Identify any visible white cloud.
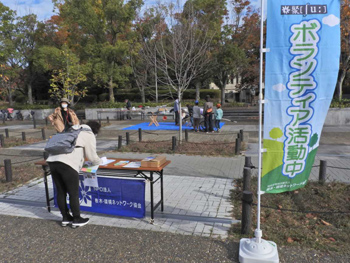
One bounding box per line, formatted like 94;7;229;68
272;83;286;92
322;14;340;27
2;0;55;21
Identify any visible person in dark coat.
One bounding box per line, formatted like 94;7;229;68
125;99;132;119
203;95;214;133
174;97;180;126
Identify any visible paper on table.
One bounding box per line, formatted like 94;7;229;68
81;164;99;173
123;162;141;168
81;162;100;187
99;158;115;166
114;160;130;166
82;172;99;187
142;157;155;161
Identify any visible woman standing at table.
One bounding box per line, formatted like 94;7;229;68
48;98;80;132
46;121;103;228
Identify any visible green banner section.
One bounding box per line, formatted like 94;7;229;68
262;143;318;193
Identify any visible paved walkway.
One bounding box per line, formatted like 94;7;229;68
0;174;235;238
1;121;350;262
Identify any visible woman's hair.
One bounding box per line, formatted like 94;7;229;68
86;121;101;135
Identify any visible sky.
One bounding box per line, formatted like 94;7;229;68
0;0;261;22
1;0;56;21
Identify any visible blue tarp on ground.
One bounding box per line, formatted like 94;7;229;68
122;122;225;131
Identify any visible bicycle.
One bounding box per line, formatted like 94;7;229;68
0;110;5;120
15;110;23;121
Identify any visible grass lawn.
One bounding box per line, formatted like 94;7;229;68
0;164;42;193
117;140;244;156
0;137;42;148
230;177;350;253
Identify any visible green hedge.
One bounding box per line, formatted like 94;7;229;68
14;94;27;104
98;93;109;102
182;89;196;99
80;95;98;103
8;88;221;110
12;104;52;110
115;93;141;101
199;89;220;99
330;99;350;108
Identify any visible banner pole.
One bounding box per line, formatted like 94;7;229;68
255;0;266;244
239;0;278;260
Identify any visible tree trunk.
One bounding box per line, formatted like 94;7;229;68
109;77;115;103
178;89;182;144
141;86;146;104
336;56;350;101
337;55;350;101
7;87;13;106
195;81;201;101
220;72;228;106
27;82;33;104
221;84;226;106
336;70;346;101
68;94;75;106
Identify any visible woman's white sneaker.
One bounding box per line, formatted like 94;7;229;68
72;217;89;228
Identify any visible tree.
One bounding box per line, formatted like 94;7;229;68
0;4;18;105
141;2;214;141
13;14;43;104
212;33;247;105
49;46;89;104
0;63;22;105
230;1;261;93
130;48;149;104
184;0;228;102
335;0;350;100
269;127;283;140
54;0;143;102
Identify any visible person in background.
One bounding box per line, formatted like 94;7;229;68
125;99;132;120
48;98;79;133
203;95;214;133
46;121;103;228
174;97;180;126
215;103;223;132
7;108;14;120
186;103;194;127
192;100;201;132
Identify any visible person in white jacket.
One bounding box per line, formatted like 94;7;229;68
46;121;102;228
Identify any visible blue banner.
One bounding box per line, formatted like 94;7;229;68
54;175;146;218
262;0;340;193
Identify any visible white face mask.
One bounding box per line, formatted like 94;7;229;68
61;103;68;108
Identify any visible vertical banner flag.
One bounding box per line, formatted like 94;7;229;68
262;1;340;193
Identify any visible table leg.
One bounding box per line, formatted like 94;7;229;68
150;171;154;223
42;165;51;212
160;169;164;211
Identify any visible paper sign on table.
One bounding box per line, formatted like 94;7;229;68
114;161;130;166
123;162;141;168
81;164;99;173
82;172;99;187
99;157;115;166
81;162;99;187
